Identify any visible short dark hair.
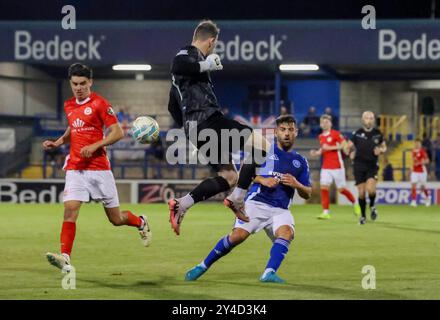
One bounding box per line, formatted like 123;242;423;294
68;63;92;79
193;20;220;41
276;114;297;127
415;138;422;143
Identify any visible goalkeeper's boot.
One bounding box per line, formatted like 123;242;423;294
185;264;207;281
168;199;186;235
260;270;285;284
46;252;73;273
139;215;152;247
370;207;378;221
224;197;249;222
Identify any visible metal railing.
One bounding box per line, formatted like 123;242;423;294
38;144;440;182
40;146;322;180
418;115;440;140
378;114;410;141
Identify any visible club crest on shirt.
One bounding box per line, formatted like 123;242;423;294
292;160;301;168
84;107;92;115
327;137;332;142
107;106;115;115
374;138;379;144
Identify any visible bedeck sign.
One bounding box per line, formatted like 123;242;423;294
14;31;103;61
379;29;440;61
1;20;440;66
0;180;65;203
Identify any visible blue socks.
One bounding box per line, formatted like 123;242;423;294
200;235;291;278
263;238;291;276
202;235;234;269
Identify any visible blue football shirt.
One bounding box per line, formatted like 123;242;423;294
245;143;312;209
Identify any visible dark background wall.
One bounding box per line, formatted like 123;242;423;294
0;0;436;21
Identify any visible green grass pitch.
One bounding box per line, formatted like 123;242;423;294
0;203;439;300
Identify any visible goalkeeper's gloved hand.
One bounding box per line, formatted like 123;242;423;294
199;54;223;72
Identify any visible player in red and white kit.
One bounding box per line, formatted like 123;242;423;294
410;139;431;207
310;115;360;219
43;64;152;272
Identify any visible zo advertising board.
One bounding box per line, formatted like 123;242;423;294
137;180;307;205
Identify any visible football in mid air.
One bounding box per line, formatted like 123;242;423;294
130;116;160;144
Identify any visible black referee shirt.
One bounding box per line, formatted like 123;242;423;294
350;128;384;163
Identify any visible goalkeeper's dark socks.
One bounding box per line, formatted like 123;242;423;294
236;148;267;190
60;221;76;256
203;235;235;268
264;238;291;274
369;193;376;208
188;176;230;205
237;162;257;190
359;197;367;218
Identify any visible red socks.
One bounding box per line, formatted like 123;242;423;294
59;211;142;257
412;187;429;200
340;188;356;204
411;186;417;200
321;189;330;210
321;188;356;210
60;221;76;256
124;211;142;228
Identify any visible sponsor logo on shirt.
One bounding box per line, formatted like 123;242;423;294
269;171;283;180
71;118;95;132
72;118;84;128
107;106;115;116
269;154;279;161
84;107;92;115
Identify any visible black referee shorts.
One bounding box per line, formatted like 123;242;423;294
353;161;379;185
195;112;252;172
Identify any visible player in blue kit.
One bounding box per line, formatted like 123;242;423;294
185;115;312;283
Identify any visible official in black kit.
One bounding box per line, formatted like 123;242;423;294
167;20;268;236
345;111;387;225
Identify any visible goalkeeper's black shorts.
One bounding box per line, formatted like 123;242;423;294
194;112;253;172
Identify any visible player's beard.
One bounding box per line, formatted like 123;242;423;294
279;139;294;151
